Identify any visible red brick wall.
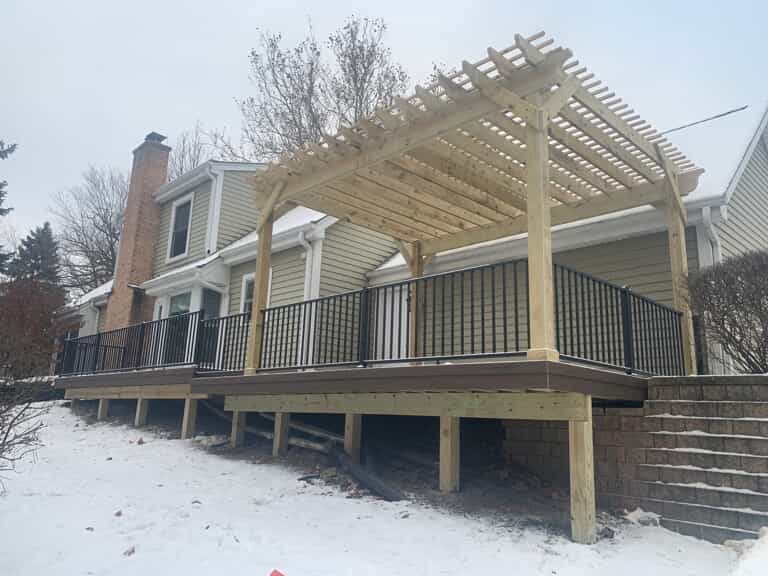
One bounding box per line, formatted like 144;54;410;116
104;134;170;330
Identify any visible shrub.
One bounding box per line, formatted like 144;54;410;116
690;251;768;373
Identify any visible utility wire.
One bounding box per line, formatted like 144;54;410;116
659;105;749;136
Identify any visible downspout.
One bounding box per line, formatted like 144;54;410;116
701;206;723;265
700;205;729;374
298;231;313;300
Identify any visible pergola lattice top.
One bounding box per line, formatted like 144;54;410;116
253;31;702;255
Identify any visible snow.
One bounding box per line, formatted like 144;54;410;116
74;279;113;307
0;404;744;576
730;527;768;576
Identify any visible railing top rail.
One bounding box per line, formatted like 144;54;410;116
554;261;681;315
627;290;682;315
64;310;201;346
369;256;528;289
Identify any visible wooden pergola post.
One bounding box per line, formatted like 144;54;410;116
245;209;275;374
402;241;425;358
657;145;696;375
525;107;559;362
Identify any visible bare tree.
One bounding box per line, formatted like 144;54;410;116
0;384;47;477
690;250;768;373
327;17;409;126
52;167;128;294
168;121;211;181
213;16;409;162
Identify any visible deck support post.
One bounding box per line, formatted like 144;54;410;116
181;398;198;440
525;106;559;362
659;152;696;374
568;397;596;544
70;398;80;413
344;413;362;464
231;410;247;448
134;398;149;427
97;398;110;421
245;205;276;375
439;415;460;492
273;412;290;456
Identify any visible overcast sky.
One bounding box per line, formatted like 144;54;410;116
2;0;767;241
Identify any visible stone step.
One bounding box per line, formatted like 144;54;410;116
636;463;768;493
645;447;768;474
645;415;768;437
660;518;759;544
650;430;768;456
600;492;767;537
636;480;768;512
645;400;768;419
648;379;768;402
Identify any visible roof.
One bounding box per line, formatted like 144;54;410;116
253;31;701;257
154;160;266;203
74;280;113;307
141;206;332;293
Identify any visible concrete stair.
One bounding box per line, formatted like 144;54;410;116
611;377;768;542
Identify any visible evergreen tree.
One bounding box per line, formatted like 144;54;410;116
8;222;61;286
0;139;16;273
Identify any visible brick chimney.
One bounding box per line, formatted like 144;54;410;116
103;132;171;330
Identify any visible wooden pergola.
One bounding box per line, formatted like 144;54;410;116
240;31;703;543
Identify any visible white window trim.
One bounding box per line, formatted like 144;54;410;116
239;268;272;313
166;192;195;264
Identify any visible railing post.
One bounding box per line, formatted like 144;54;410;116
135;323;146;369
193;312;204;366
92;332;102;373
620;287;634;374
358;288;370;366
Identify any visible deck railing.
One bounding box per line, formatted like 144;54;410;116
56;259;685;378
58;312;201;376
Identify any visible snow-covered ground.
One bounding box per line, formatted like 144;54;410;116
0;403;760;575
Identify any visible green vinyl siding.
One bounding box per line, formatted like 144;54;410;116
153;180;211;276
717;135;768;258
228;246;307;315
217;172;261;250
319;221;398;296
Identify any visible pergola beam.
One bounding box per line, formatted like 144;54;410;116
419;171;700;255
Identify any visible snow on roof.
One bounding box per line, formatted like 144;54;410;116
221;206;327;254
74;279;113;307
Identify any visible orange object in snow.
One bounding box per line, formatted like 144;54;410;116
270;571;286;576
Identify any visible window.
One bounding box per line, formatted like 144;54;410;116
201;289;221;320
168;196;192;259
169;292;191;316
240;269;272;314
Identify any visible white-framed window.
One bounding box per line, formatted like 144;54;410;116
169;292;192;316
240;268;272;314
167;193;194;261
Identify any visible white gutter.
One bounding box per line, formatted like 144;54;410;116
298;231;314;300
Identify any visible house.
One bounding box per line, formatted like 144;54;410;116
55;33;768;544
